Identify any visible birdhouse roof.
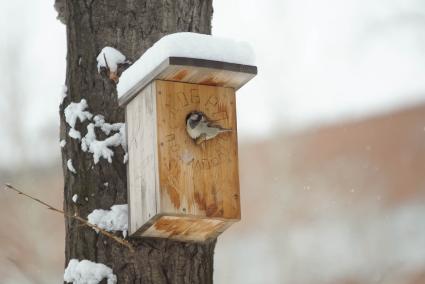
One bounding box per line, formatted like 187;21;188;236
117;33;257;106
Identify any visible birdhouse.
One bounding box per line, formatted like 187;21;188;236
118;34;257;242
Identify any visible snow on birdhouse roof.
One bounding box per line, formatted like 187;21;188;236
117;32;257;106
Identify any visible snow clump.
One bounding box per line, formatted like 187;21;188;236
88;204;128;238
67;159;77;174
96;47;128;73
64;99;93;128
81;118;126;164
63;100;127;164
69;128;81;140
64;259;117;284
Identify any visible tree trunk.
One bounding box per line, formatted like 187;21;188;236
57;0;215;283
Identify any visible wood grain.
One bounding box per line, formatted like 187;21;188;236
155;80;241;221
141;216;228;242
126;79;241;241
126;84;159;235
118;57;257;106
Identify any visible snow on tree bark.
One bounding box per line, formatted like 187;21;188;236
57;0;215;283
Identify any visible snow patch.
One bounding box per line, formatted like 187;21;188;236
87;204;128;237
93;115;124;136
96;47;127;73
64;259;117;284
63;100;127;164
65;99;93;141
81;121;127;164
117;32;255;97
67;159;77;174
60;85;68;105
69;128;81;140
72;194;78;203
60;139;66;148
64;99;93;128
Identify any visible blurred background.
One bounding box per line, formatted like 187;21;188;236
1;0;425;283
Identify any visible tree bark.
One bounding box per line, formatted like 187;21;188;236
57;0;215;283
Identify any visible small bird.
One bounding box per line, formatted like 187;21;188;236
186;111;232;144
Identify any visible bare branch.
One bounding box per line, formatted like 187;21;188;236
103;53;110;71
3;183;135;252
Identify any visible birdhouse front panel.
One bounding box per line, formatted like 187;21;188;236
155;80;240;220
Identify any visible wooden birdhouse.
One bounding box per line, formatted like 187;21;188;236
118;37;257;242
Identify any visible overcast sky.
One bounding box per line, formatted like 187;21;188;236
1;0;425;167
214;0;425;134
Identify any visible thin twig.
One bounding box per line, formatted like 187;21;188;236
4;183;135;252
103;53;110;71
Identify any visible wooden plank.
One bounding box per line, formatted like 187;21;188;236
155;80;241;221
141;216;229;242
157;64;255;91
118;57;257;106
126;83;159;235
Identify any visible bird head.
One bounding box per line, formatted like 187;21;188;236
186;111;204;129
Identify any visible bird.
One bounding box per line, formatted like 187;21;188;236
186;111;232;144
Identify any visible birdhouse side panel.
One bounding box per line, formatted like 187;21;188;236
126;83;160;235
155;80;241;220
